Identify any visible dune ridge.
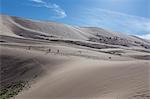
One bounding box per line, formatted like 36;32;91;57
0;14;150;99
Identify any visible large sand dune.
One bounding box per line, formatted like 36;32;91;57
0;14;150;99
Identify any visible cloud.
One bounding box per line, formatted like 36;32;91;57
29;0;67;18
69;8;150;39
138;34;150;40
30;0;44;3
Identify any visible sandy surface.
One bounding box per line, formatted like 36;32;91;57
0;14;150;99
16;59;150;99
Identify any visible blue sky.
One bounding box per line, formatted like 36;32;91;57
1;0;150;39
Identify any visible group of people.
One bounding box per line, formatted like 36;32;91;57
27;46;60;54
46;48;60;54
27;46;112;59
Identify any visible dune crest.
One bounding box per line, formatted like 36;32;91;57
0;14;150;99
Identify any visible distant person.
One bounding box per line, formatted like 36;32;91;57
45;48;51;54
48;48;51;53
57;49;60;54
109;57;111;59
28;46;31;50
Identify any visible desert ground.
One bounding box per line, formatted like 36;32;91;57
0;14;150;99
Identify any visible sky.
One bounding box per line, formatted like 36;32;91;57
1;0;150;39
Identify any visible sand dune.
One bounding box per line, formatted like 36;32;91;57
0;14;150;99
15;60;150;99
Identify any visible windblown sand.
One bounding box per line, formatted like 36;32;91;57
0;14;150;99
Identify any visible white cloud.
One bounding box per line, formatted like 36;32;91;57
29;0;67;18
30;0;44;3
138;34;150;40
71;8;150;39
44;3;67;18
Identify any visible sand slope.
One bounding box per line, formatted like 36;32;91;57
15;60;150;99
0;14;150;99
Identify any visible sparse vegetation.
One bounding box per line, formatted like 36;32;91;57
89;34;133;47
132;90;150;99
0;81;29;99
